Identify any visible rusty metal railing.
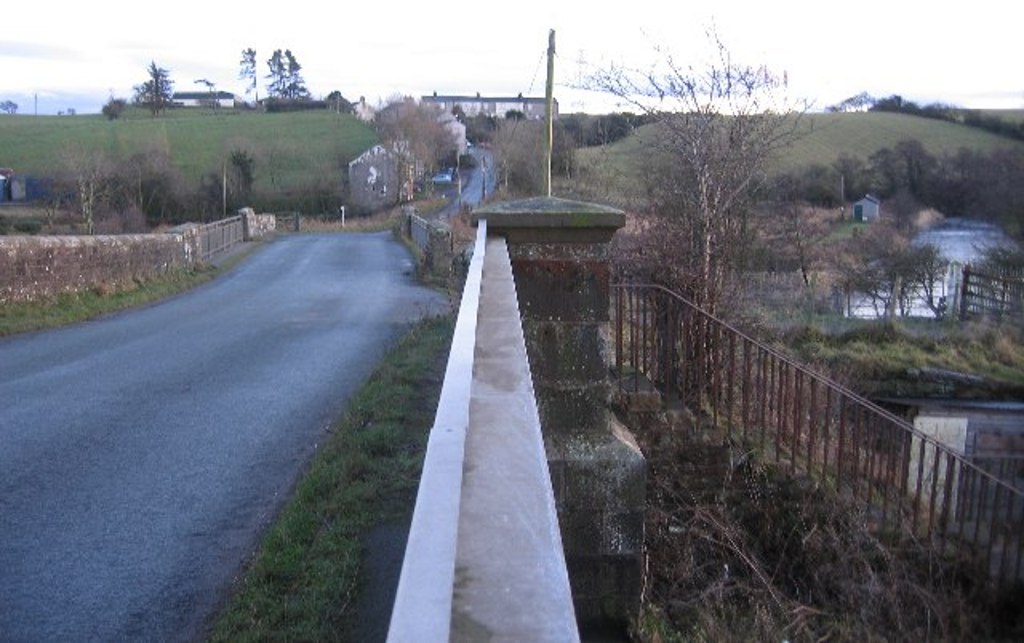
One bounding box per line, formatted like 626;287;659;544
612;283;1024;586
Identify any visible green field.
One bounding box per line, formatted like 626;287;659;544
980;108;1024;123
776;111;1024;172
0;107;377;209
577;110;1024;181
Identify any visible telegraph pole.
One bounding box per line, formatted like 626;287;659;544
222;161;227;217
544;29;555;197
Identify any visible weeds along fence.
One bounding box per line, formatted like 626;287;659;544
196;216;244;263
273;212;302;232
408;211;451;253
612;284;1024;586
405;211;454;281
960;265;1024;323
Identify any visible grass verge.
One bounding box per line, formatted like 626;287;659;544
207;313;454;641
778;318;1024;396
0;263;232;337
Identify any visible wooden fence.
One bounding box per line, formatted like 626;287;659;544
960;265;1024;323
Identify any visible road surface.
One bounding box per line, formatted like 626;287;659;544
436;147;497;221
0;233;446;641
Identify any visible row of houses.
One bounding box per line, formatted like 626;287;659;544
346;92;556;211
169;91;557;123
421;93;556;120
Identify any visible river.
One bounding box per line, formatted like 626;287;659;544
912;217;1018;266
848;217;1019;319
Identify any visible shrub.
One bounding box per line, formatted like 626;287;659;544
12;219;43;234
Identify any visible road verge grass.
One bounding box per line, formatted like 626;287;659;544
0;263;230;337
207;314;453;641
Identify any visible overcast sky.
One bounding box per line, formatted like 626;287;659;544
2;0;1021;115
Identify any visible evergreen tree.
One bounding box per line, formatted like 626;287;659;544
133;61;174;116
265;49;310;101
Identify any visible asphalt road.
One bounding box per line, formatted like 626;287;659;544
436;147;497;221
0;233;446;642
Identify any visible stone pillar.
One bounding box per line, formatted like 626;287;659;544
474;196;646;632
238;207;255;241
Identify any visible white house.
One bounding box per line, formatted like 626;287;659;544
171;91;236;108
353;97;376;122
437;111;467;155
853;194;881;222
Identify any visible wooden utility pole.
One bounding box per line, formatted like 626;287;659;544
222;161;227;217
544;29;556;197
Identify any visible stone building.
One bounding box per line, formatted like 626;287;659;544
347;144;415;212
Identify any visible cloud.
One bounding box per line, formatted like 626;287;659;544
0;41;79;62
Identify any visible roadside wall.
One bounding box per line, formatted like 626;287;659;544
402;209;454;283
239;208;276;240
0;233;192;303
0;210;275;304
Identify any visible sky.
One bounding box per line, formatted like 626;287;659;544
2;0;1021;116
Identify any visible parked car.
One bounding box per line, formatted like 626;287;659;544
431;169;454;185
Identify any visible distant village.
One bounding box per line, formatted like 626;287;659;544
1;91;560;216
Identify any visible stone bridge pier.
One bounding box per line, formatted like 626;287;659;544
475;197;646;633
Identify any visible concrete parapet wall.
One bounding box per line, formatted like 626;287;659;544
452;234;578;640
0;233;191;303
388;222;579;641
474;196;645;631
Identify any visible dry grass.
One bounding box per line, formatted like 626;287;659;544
630;412;1024;642
294;208;402;233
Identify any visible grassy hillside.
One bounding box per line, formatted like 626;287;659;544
980;109;1024;123
776;111;1024;172
0;108;377;206
576;111;1024;181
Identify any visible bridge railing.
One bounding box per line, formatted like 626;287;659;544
388;221;577;641
612;283;1024;586
196;215;244;262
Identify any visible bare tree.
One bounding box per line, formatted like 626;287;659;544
492;118;557;195
60;144;117;234
194;78;218;109
374;97;457;196
239;48;258;104
901;243;949;317
127;145;183;226
588;31;804;314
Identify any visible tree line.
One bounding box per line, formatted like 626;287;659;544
772;138;1024;237
107;49;354;119
40;143;266;234
828;92;1024;142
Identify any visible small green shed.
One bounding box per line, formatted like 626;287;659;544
853;194;881;222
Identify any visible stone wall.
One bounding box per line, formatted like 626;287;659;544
0;233;192;303
239;207;276;240
401;210;455;283
1;209;276;304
